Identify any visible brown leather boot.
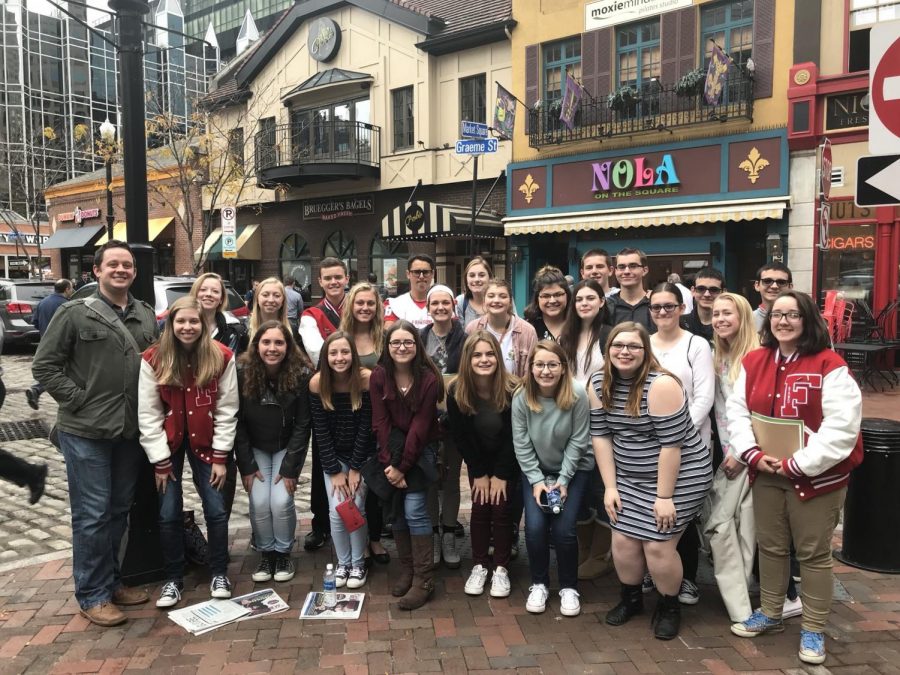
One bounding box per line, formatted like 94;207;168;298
80;602;127;627
112;586;149;606
399;533;435;610
578;522;613;580
391;529;414;597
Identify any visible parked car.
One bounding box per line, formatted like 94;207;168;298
70;276;249;324
0;279;56;346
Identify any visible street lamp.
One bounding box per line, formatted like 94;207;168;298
99;118;116;241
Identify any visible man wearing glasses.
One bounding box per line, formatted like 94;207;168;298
752;263;793;332
605;248;654;331
683;267;725;341
384;254;436;331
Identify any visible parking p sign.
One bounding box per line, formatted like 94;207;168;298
222;206;237;258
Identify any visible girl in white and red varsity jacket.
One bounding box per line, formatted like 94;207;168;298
726;290;862;666
138;297;239;610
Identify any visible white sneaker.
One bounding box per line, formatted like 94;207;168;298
678;579;700;605
334;564;349;588
782;595;803;619
432;533;442;566
156;581;182;608
526;583;549;614
346;566;368;589
465;565;489;596
441;532;461;569
559;588;581;617
490;566;511;598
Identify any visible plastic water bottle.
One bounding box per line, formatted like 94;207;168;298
323;563;337;608
545;476;563;514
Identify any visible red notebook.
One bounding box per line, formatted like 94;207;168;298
335;499;366;533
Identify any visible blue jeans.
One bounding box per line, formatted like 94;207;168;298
159;450;229;579
390;444;436;536
59;430;144;610
248;448;297;554
324;462;369;567
522;469;592;590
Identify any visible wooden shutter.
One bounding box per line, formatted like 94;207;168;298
595;28;612;97
663;8;698;86
661;12;678;87
525;44;539;134
752;0;775;98
676;8;697;80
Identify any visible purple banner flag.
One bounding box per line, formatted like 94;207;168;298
493;84;517;140
559;74;583;131
704;43;731;105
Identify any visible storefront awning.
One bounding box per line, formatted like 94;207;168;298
381;201;504;241
94;217;175;246
194;225;261;262
42;224;105;250
503;198;790;236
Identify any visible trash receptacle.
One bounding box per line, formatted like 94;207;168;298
835;418;900;574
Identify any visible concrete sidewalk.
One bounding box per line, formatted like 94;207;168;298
1;520;898;675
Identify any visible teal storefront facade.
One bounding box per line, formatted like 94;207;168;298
504;129;791;308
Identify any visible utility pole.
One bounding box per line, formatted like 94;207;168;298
469;155;478;258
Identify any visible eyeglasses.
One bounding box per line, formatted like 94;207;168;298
409;269;433;277
609;342;645;352
388;339;416;349
649;303;680;314
694;285;722;296
615;263;644;272
532;361;562;372
770;310;802;321
759;277;790;288
538;291;566;301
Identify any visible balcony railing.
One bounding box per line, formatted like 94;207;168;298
255;120;381;185
528;70;754;149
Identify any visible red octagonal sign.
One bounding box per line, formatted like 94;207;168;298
870;21;900;153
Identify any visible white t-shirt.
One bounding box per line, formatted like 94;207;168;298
486;323;517;375
384;293;432;331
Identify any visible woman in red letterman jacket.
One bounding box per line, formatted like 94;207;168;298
138;297;239;609
726;290;862;666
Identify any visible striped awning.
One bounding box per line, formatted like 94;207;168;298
95;217;174;246
503;198;790;236
381;201;504;241
193;224;261;262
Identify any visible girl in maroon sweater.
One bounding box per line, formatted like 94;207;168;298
369;319;444;610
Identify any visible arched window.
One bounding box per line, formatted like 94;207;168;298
370;235;409;297
323;230;357;285
280;233;312;292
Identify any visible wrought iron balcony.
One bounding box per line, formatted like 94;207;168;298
255;120;381;187
527;70;754;149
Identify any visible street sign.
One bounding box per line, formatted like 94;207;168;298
460;120;489;139
819;139;832;200
221;205;237;258
818;202;830;251
855;154;900;207
869;20;900;154
455;138;498;155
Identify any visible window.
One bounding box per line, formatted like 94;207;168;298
227;127;244;174
323;231;357;285
370;236;409;297
543;37;581;105
289;97;369;162
460;74;486;124
391;86;414;151
616;20;660;116
701;1;754;72
279;233;311;291
848;0;900;71
257;116;277;167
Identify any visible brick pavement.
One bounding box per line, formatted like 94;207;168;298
2;347;899;673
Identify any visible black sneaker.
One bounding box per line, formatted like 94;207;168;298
273;554;295;582
156;581;183;608
25;387;40;411
303;530;330;551
252;553;275;582
210;575;232;599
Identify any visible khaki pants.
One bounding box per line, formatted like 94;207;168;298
752;472;845;633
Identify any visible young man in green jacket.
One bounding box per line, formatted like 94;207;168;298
33;240;158;627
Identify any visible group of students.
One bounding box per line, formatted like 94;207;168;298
125;245;859;667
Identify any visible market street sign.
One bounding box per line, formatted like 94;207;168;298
455;138;498;155
460;120;489;139
856;154;900;207
869;20;900;154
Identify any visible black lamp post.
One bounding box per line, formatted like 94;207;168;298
99;118;116;242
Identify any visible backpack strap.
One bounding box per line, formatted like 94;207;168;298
85;297;142;355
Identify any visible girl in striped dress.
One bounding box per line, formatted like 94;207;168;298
588;322;711;640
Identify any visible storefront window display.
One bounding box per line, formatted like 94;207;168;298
323;230;357;284
370;235;408;298
280;232;312;292
820;223;876;305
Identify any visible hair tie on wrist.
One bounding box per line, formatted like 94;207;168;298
657;494;672;499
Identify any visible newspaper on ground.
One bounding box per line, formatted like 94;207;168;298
299;591;365;620
168;598;250;635
233;588;290;622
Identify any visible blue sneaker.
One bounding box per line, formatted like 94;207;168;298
730;609;784;638
798;629;826;664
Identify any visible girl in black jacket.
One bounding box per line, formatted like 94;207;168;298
446;331;518;599
235;321;312;583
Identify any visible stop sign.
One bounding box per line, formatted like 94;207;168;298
870;20;900;154
820;139;832;200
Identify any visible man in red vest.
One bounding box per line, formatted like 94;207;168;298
298;256;349;550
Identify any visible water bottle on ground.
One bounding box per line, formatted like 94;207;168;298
545;476;563;514
323;563;337;608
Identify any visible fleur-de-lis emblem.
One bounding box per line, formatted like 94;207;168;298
518;173;541;204
739;147;770;184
